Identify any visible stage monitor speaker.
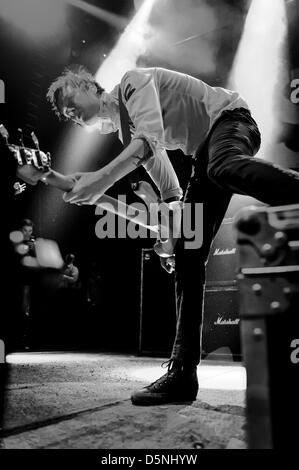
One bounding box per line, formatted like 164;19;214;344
202;285;241;361
139;248;176;355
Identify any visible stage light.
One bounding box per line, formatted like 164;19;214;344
41;0;158;236
16;244;29;256
96;0;157;91
0;0;66;40
9;231;24;244
66;0;127;30
134;0;146;10
45;0;157;220
22;256;39;268
59;0;157;164
229;0;288;159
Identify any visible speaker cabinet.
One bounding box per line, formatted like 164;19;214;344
139;249;242;361
202;285;241;361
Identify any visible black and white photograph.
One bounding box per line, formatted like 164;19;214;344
0;0;299;458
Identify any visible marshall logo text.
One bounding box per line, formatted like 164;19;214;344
213;248;236;256
214;316;240;326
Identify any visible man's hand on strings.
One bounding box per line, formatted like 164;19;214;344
160;256;175;274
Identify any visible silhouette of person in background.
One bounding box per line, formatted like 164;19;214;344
59;254;79;289
19;218;36;350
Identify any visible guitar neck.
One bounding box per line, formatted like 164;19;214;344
42;169;160;234
42;169;75;192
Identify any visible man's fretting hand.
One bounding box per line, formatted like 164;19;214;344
16;164;44;185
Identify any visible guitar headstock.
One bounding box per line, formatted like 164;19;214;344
0;125;52;192
0;124;51;169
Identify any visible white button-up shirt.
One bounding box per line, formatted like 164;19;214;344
109;67;248;201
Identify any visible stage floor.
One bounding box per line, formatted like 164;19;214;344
1;352;247;449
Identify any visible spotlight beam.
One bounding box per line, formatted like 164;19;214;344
171;25;231;47
66;0;128;30
43;0;157;235
96;0;157;90
228;0;288;158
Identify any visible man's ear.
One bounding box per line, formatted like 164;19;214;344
65;84;75;97
63;85;77;106
57;85;74;113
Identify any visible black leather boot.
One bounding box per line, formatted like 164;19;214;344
131;360;198;406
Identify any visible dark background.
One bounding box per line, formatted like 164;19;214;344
1;0;298;354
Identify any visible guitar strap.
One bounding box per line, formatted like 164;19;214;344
118;87;143;189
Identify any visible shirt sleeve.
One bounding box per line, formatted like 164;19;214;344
120;69;183;201
142;148;183;201
120;69;165;155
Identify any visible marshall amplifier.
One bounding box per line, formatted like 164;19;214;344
235;204;299;449
202;285;241;361
206;218;238;286
139;248;176;355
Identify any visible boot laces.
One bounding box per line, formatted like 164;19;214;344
146;360;180;391
161;359;174;371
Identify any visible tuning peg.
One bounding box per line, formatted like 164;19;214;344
0;124;9;143
31;131;40;150
46;151;52;167
16;129;28;165
31;132;43;167
18;128;25;147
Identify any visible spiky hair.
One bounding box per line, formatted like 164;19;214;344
46;65;104;119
